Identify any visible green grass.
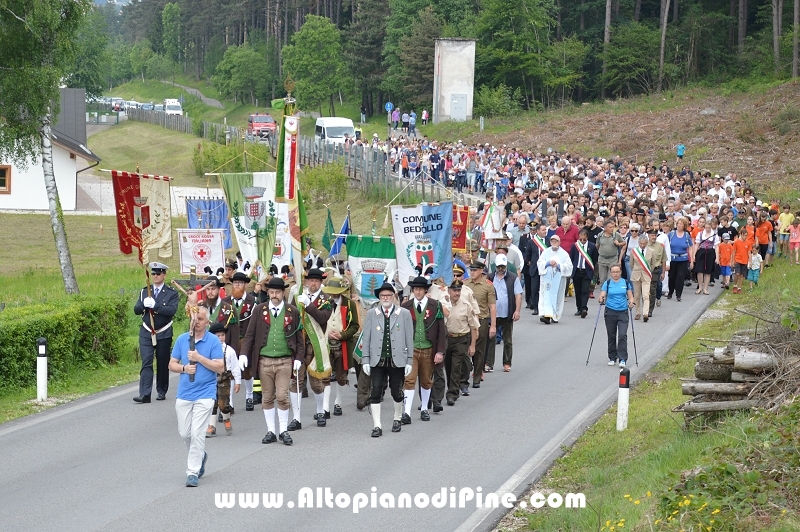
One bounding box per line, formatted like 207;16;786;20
87;121;206;186
511;257;800;531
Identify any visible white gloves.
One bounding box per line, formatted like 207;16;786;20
297;294;311;307
362;364;371;376
404;364;413;377
293;360;302;372
238;355;248;371
143;297;155;308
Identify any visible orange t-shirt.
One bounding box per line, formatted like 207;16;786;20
690;226;702;240
732;239;750;265
755;221;773;245
717;242;734;267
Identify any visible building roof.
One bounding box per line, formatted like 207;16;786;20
50;131;100;163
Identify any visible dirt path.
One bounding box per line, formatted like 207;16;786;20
160;80;224;109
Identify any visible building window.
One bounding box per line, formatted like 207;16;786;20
0;166;9;194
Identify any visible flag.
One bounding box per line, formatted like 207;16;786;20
177;229;226;274
111;170;172;264
391;202;453;286
346;235;397;302
219;172;283;277
330;213;350;257
276;114;303;282
186;197;233;249
321;208;335;252
452;204;469;253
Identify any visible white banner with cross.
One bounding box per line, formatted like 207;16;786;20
177;228;226;274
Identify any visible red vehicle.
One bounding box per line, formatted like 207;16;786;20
247;113;277;139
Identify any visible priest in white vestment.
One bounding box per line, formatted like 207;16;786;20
536;234;574;324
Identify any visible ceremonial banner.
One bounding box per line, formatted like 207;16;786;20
177;229;226;274
390;202;453;286
111;170;173;263
276;115;304;283
346;235;397;303
220;172;285;277
186;197;233;249
479;201;505;250
452;204;469;253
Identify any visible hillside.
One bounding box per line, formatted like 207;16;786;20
441;81;800;200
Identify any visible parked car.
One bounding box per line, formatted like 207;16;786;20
141;103;154;111
154;104;164;112
124;101;140;111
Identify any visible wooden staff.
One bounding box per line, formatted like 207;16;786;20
144;264;157;347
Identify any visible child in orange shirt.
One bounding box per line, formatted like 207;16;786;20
731;229;751;294
717;233;734;289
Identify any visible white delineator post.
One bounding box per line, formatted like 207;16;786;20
37;337;48;401
616;367;630;431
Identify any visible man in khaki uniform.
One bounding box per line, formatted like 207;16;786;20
646;229;667;319
464;261;496;387
444;280;479;405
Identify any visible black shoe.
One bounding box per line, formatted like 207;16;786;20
218;412;223;423
433;403;443;413
245;399;254;411
446;398;455;406
156;393;166;401
333;405;342;416
315;413;326;427
392;420;402;432
544;317;551;324
473;382;480;388
324;410;330;419
262;431;277;444
581;310;587;318
401;413;411;425
461;388;470;396
133;395;151;403
279;431;293;445
420;410;430;421
574;310;582;316
676;297;682;302
229;406;234;415
288;419;302;431
539;316;546;323
302;390;308;398
372;427;383;437
532;309;539;315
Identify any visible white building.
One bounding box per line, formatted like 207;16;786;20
432;38;476;124
0;88;100;211
0;132;100;211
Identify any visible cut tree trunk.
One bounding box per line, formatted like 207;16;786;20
602;0;612;98
682;382;754;395
695;361;733;381
40;109;80;295
731;371;761;382
794;0;799;77
682;399;759;412
739;0;748;55
774;0;782;72
712;347;734;364
658;0;671;92
734;349;776;372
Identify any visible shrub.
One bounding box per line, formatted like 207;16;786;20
473;84;523;118
0;296;128;389
300;161;348;206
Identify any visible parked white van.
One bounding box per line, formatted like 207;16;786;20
163;98;183;116
314;117;355;147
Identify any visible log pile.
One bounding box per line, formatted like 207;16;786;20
675;342;800;415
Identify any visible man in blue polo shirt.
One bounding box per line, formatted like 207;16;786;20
169;306;224;487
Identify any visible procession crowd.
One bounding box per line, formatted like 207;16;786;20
134;141;799;487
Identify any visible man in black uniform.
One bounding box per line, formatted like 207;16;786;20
133;262;179;403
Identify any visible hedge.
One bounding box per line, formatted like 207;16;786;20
0;295;128;389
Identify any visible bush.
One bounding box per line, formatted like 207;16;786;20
473;84;523;118
0;296;128;389
192;141;274;177
300;161;348;206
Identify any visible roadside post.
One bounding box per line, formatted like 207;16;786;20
616;367;630;431
37;337;48;401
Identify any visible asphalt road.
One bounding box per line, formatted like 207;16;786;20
0;286;718;532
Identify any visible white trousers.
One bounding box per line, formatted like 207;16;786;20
175;398;214;476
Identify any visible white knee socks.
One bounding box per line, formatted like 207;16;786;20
322;385;331;412
394;401;403;421
403;389;415;415
314;392;324;414
277;408;289;433
371;403;381;429
420;388;431;412
263;408;275;433
334;383;344;406
245;378;253;399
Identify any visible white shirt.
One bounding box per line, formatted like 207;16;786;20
269;302;285;316
412;296;428;313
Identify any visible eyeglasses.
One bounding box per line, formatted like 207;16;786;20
453;274;463;278
378;293;394;299
631;229;639;232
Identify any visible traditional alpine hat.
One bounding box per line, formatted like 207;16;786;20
231;271;249;283
209;322;228;335
407;276;431;288
265;277;287;290
206;275;225;287
322;278;349;295
306;268;325;280
374;282;395;299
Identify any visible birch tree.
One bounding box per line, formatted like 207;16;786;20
0;0;91;294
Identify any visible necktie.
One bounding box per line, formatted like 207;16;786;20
417;303;422;314
273;308;278;317
153;287;159;299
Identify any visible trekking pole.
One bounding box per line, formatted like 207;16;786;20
629;308;639;367
585;303;604;366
